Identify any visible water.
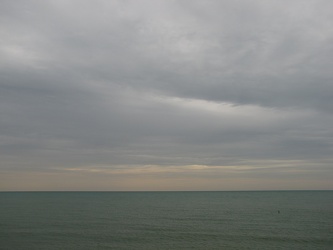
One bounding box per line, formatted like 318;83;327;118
1;191;332;249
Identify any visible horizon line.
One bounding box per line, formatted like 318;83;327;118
1;189;332;193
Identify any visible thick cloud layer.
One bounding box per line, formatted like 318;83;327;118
1;0;332;190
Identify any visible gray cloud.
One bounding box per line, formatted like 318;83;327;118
1;0;332;190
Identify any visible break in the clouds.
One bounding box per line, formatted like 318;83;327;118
1;0;332;190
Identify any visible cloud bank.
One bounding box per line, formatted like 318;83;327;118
1;0;332;190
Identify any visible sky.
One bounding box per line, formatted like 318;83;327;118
1;0;333;191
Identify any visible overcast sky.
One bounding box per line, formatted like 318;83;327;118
1;0;332;191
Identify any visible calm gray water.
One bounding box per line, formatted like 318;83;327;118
1;191;332;249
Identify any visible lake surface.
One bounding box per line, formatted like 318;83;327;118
1;191;332;249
